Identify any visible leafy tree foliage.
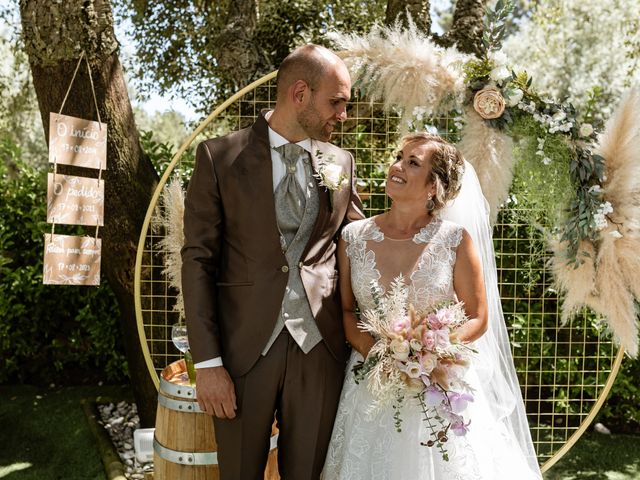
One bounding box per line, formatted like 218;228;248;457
0;3;46;167
503;0;640;123
115;0;387;113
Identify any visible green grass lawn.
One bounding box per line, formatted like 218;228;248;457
543;432;640;480
0;385;638;479
0;384;131;480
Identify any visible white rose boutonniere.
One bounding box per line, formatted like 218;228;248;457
315;150;348;210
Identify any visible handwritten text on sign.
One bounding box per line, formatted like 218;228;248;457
48;113;107;170
43;234;101;286
47;174;104;226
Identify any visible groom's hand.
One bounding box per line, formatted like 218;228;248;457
195;366;237;419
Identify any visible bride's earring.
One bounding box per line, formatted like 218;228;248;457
426;194;435;211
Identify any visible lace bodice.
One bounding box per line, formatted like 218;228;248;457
342;216;464;315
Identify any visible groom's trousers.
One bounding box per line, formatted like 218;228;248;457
213;329;346;480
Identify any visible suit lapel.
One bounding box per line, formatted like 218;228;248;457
239;115;282;244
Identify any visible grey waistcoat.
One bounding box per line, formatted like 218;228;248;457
262;157;323;354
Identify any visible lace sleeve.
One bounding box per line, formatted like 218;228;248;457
429;220;464;249
341;218;370;245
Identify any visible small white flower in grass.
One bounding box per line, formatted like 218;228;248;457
580;123;594;137
543;157;552;165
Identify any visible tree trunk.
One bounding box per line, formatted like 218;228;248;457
443;0;488;56
20;0;158;426
385;0;431;34
214;0;261;90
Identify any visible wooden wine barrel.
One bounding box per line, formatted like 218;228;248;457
153;359;280;480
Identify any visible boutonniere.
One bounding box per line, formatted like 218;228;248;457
315;150;348;212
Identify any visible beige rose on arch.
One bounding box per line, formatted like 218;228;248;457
473;87;506;119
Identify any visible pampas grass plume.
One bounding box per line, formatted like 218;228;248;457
156;178;186;319
592;232;638;357
330;20;468;128
457;108;514;224
550;239;596;322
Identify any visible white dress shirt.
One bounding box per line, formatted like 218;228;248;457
194;124;313;369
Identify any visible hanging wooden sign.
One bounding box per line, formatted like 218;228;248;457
43;234;101;286
47;173;104;226
48;113;107;170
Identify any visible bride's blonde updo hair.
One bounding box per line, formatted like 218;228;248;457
399;132;465;213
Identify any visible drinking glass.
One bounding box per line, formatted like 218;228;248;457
171;323;190;353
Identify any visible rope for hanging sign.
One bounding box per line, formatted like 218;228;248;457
51;51;106;240
57;51;85;117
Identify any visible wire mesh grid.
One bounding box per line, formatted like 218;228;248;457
135;74;620;469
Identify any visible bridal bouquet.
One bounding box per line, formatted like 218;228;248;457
353;277;476;461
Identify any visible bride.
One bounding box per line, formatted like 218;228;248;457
322;133;542;479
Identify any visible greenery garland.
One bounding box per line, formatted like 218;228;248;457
464;0;607;266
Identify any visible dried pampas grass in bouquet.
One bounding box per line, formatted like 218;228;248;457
328;19;468;130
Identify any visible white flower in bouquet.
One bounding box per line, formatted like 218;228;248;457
409;338;423;352
390;338;411;361
404;361;423;379
419;352;438;374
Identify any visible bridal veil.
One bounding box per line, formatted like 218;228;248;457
440;161;542;476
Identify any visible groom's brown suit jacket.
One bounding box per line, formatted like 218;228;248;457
181;113;364;378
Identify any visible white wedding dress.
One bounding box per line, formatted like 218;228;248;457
321;215;542;480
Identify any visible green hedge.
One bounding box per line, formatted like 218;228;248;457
0;138;127;385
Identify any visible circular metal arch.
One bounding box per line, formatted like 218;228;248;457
133;70;624;473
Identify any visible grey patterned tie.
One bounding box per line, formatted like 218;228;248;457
274;143;307;245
